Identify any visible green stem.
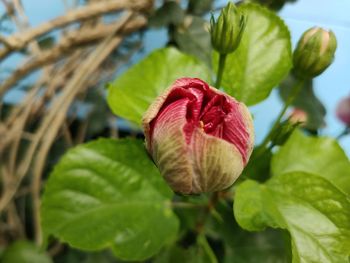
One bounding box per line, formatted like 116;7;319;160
256;78;305;155
197;234;218;263
215;54;227;88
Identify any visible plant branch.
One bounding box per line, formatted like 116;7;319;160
30;13;133;245
0;0;151;60
0;16;146;98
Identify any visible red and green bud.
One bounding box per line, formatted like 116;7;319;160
293;27;337;78
336;96;350;126
142;78;254;194
210;2;246;54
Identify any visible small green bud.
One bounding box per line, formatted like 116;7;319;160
210;2;246;54
293;27;337;78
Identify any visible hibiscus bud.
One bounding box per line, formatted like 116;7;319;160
336;96;350;126
142;78;254;194
210;2;246;54
288;108;308;125
293;27;337;78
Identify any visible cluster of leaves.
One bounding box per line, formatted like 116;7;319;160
3;2;349;263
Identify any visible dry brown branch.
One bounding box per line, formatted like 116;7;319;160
0;11;132;218
0;0;152;60
0;0;151;246
32;35;124;245
0;16;146;98
31;12;133;245
0;52;83;151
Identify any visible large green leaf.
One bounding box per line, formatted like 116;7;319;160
1;241;52;263
107;47;211;125
41;138;179;261
215;3;292;105
234;172;350;263
272;130;350;195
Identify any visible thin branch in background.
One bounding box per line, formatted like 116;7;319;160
0;0;151;248
0;0;151;60
30;11;134;245
0;16;146;98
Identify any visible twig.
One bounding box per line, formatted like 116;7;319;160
0;0;151;60
0;16;146;98
0;10;132;225
30;12;133;245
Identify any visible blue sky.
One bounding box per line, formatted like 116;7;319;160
1;0;350;154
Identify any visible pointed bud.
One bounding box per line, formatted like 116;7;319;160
293;27;337;78
210;2;246;54
142;78;254;194
336;96;350;126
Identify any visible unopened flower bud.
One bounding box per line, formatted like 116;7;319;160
142;78;254;194
336;96;350;126
288;108;308;125
210;2;246;54
293;27;337;78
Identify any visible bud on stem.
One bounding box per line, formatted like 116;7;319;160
142;78;254;194
210;2;246;55
293;27;337;78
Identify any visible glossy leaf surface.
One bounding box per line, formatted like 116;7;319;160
215;3;292;105
41;139;179;261
234;172;350;263
107;48;211;125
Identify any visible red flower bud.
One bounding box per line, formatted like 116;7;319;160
336;96;350;126
142;78;254;194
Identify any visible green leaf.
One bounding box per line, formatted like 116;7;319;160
279;74;326;130
1;241;52;263
41;138;179;261
234;172;350;263
215;3;292;105
107;47;211;125
173;16;211;66
272;130;350;195
207;201;290;263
